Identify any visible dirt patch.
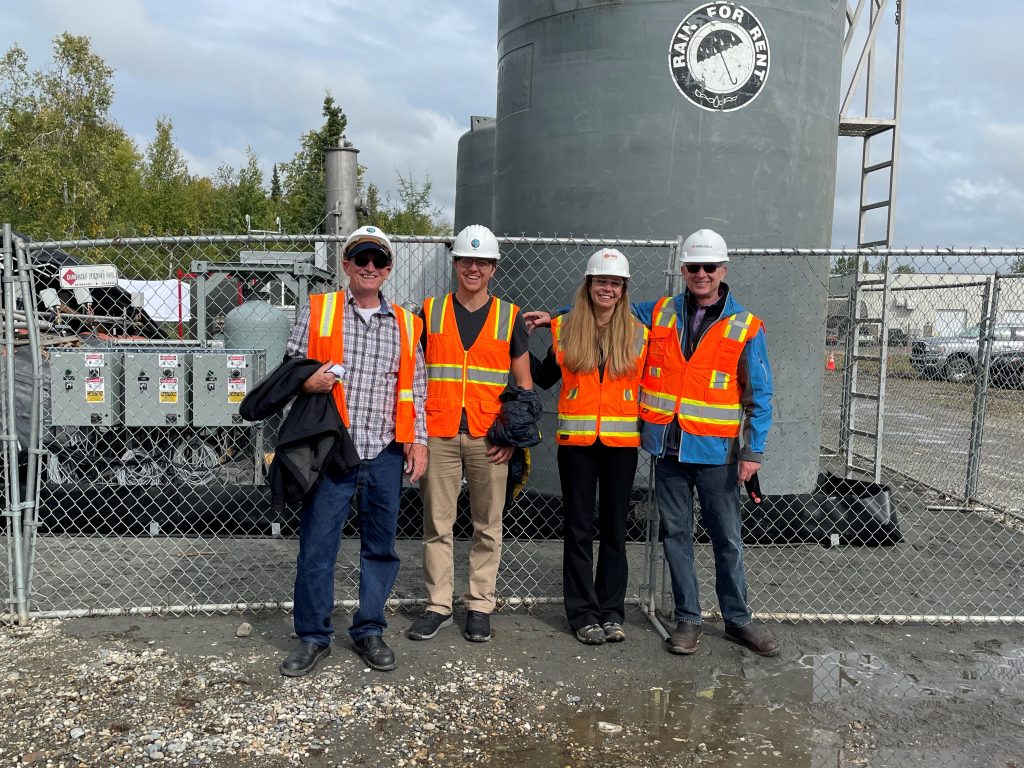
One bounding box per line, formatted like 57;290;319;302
3;609;1024;766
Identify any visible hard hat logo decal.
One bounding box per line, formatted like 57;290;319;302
471;239;480;248
367;227;377;233
667;3;770;113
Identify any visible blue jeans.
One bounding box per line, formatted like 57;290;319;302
655;458;752;627
293;442;404;645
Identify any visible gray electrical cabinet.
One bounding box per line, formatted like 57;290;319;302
191;351;262;427
49;349;123;427
124;350;189;427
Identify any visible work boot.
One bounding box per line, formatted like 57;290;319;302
667;622;702;655
280;641;331;677
724;622;780;657
408;611;453;641
353;635;397;671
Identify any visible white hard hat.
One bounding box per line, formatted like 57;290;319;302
584;248;631;278
452;225;500;260
680;229;729;264
343;225;394;260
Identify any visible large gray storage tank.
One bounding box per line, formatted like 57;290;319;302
454;116;497;232
483;0;845;495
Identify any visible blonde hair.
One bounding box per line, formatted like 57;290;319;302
559;278;641;380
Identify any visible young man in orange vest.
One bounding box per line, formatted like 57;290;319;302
408;225;533;643
634;229;779;657
279;226;427;677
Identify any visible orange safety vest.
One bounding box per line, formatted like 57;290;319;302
422;294;519;438
307;290;422;444
638;296;762;438
551;314;649;447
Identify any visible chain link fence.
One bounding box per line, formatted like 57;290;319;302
1;230;1022;625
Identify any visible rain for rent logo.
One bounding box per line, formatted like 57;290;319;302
668;3;771;112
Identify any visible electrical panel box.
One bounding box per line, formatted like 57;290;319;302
49;349;123;427
191;351;262;427
124;350;189;427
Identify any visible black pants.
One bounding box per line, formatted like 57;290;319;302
557;442;639;631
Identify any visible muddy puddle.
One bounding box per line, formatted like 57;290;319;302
551;646;1024;767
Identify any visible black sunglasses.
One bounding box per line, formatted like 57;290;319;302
349;253;391;269
685;264;721;274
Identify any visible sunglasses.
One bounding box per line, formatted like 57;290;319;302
349;253;391;269
685;264;721;274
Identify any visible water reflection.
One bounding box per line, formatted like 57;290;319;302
559;646;1024;767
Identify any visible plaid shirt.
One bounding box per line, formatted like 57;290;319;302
286;293;427;460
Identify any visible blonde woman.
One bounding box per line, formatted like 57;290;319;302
529;249;649;645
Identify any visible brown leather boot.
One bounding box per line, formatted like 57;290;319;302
724;622;780;657
667;622;702;655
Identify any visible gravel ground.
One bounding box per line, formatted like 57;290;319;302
3;608;1024;767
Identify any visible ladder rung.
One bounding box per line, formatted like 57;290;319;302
864;160;893;173
855;317;884;324
851;391;880;401
851;353;881;362
849;428;878;439
860;200;890;212
859;239;889;248
846;463;878;476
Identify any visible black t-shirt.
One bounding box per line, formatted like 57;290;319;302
420;295;529;433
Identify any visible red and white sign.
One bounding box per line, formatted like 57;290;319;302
59;264;119;289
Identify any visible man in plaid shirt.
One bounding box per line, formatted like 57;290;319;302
279;226;427;677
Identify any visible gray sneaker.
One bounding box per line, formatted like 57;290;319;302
575;624;606;645
408;611;453;640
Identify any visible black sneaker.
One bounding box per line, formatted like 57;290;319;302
408;611;453;640
464;610;492;642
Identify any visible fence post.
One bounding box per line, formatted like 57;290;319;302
2;224;29;624
965;274;999;503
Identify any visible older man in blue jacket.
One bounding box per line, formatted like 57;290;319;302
633;229;778;657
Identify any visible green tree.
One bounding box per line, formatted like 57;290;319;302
363;173;450;235
140;116;193;234
270;164;282;202
280;93;347;232
831;255;870;275
893;264;917;274
0;34;142;237
1011;255;1024;274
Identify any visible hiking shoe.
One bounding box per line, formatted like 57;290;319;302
408;611;453;641
724;622;780;657
602;622;626;642
464;610;492;642
667;622;702;655
575;624;606;645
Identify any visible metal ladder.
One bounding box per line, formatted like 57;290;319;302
837;0;906;483
840;254;891;483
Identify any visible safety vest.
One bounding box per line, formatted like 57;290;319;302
638;296;762;438
422;294;518;438
306;291;422;444
551;314;649;447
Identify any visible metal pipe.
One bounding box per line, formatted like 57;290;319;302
2;224;28;624
15;239;44;608
965;274;999;501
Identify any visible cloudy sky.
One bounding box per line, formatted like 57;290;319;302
5;0;1023;247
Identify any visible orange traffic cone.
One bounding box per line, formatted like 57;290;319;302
826;352;837;372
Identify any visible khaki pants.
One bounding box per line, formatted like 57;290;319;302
420;434;508;614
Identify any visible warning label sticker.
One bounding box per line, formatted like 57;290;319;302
228;377;247;404
159;377;179;404
227;354;248;369
85;377;105;403
84;353;105;368
158;353;180;369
